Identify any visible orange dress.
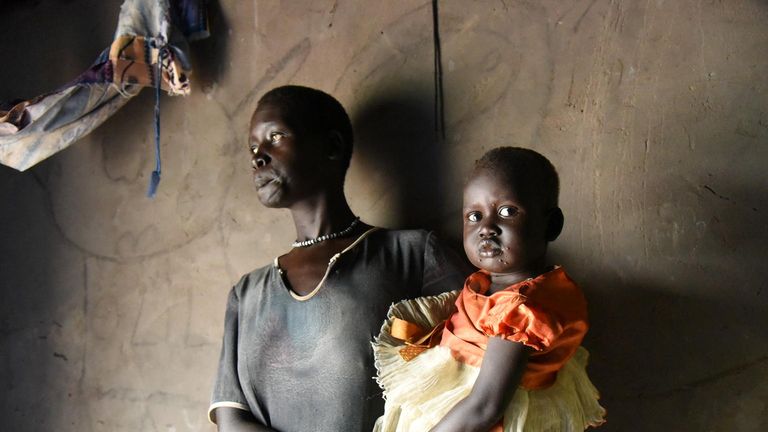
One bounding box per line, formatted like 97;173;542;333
441;267;589;389
373;267;606;432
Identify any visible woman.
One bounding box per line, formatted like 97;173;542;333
208;85;466;431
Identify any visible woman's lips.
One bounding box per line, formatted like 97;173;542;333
254;175;280;189
254;176;283;202
478;239;502;258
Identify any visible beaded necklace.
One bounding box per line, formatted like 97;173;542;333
291;217;361;248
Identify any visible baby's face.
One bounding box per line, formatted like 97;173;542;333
462;169;550;276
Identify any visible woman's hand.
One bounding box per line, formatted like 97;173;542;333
429;337;529;432
215;407;279;432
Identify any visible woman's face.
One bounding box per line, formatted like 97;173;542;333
248;103;328;208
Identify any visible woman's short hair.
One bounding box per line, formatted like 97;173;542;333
257;85;354;173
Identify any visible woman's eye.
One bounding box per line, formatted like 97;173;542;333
498;206;518;217
466;212;481;222
269;132;283;143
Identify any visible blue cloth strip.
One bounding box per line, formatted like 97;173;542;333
147;51;162;198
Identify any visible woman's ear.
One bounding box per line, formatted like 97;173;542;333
326;130;345;161
545;207;564;241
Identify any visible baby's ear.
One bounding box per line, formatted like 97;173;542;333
545;208;564;241
326;130;346;161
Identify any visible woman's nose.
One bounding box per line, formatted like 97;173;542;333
252;150;271;169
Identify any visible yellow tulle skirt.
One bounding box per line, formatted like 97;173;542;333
372;291;606;432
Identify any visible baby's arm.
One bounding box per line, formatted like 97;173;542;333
215;407;279;432
429;337;529;432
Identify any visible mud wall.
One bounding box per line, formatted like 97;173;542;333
1;1;766;430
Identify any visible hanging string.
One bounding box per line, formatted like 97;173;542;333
432;0;446;142
147;47;162;198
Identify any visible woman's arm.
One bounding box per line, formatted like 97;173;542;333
215;407;278;432
429;337;529;432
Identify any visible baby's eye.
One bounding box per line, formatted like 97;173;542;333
466;211;482;222
498;206;518;217
269;132;283;143
250;145;259;155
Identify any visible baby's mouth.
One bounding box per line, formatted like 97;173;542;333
478;239;502;258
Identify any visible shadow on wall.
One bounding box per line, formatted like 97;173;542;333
352;88;456;239
550;130;768;430
188;0;228;89
0;0;119;101
559;264;768;432
0;163;79;430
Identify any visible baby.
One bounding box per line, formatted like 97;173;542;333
373;147;606;431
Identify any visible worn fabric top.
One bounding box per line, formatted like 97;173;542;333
209;228;467;431
440;266;589;389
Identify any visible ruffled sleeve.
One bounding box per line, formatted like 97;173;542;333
477;293;564;351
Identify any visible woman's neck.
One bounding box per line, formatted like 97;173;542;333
289;190;357;241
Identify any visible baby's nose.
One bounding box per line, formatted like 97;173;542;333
479;223;500;237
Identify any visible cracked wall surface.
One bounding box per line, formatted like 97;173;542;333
1;1;767;431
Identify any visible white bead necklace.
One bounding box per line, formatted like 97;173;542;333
291;217;361;248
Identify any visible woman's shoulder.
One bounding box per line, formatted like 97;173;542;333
367;227;459;252
231;262;278;297
368;227;432;242
362;227;434;252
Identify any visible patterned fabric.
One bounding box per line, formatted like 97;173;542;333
173;0;210;40
109;35;190;95
0;0;207;171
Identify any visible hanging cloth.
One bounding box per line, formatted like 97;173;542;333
0;0;208;173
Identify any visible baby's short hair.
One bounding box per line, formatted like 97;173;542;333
474;147;560;209
257;85;354;172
